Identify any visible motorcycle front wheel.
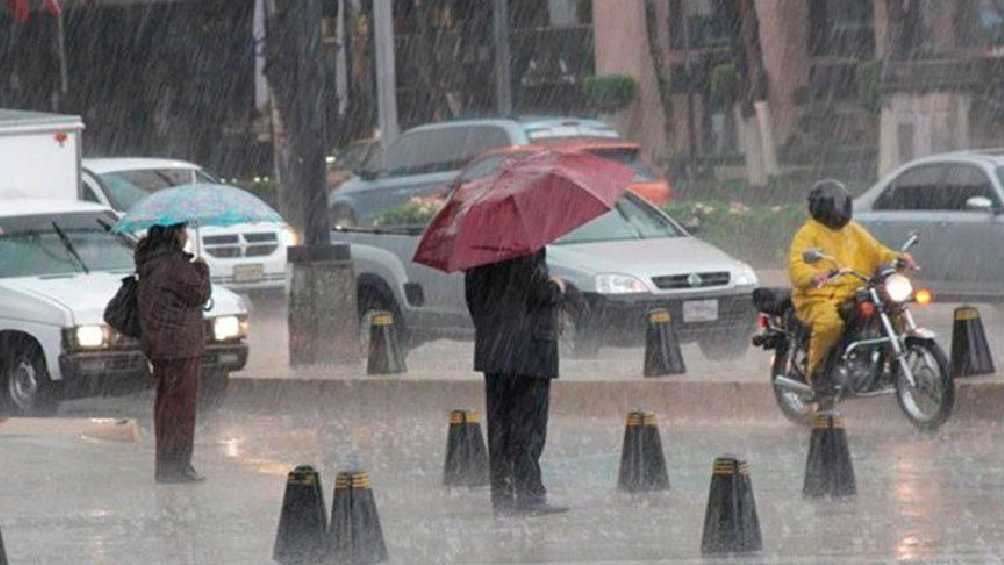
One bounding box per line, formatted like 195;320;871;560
895;340;954;431
771;343;816;426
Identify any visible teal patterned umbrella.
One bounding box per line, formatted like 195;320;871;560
113;183;283;233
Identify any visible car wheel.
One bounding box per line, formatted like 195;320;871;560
698;331;751;360
199;370;230;410
332;207;357;228
358;288;409;359
1;336;58;416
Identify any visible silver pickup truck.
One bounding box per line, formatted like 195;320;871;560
332;193;759;359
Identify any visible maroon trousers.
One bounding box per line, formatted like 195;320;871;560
152;357;200;479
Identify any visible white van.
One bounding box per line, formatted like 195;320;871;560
81;158;293;294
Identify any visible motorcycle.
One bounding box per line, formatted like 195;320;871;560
752;233;954;430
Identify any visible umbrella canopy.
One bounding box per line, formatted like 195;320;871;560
113;183;283;233
412;149;634;273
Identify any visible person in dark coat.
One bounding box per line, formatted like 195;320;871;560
135;223;211;484
465;248;566;516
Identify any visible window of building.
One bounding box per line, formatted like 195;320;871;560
669;0;735;50
809;0;874;58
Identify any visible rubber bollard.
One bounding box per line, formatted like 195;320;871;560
644;308;685;377
0;524;8;565
701;456;762;555
803;413;856;498
327;471;389;564
617;411;670;492
443;409;490;488
367;311;407;375
274;465;328;565
951;306;995;377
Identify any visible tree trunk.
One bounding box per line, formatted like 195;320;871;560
643;0;674;167
733;0;773;187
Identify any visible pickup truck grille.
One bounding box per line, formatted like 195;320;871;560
204;232;279;259
652;271;731;289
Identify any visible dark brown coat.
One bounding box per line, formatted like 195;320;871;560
136;246;211;360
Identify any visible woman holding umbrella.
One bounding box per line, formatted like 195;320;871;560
414;148;634;516
135;223;210;483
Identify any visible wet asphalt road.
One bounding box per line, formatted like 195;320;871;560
5;396;1004;564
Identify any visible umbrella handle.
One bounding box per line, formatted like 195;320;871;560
194;221;202;259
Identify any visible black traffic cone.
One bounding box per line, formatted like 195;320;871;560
644;308;685;377
803;413;856;498
0;524;8;565
443;409;490;487
701;456;762;555
617;411;670;492
274;465;328;565
327;471;389;564
951;306;995;377
367;311;407;375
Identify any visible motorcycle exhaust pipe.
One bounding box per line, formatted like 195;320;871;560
774;376;814;397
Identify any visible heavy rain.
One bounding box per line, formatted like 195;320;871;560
3;1;1004;563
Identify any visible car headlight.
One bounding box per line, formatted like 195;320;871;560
75;325;109;349
885;273;913;302
596;273;648;294
281;226;299;247
212;315;247;342
734;264;759;286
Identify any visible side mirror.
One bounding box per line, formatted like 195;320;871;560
803;249;825;264
966;196;994;211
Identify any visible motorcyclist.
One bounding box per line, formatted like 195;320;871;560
788;179;915;394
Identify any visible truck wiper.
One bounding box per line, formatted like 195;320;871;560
51;221;89;274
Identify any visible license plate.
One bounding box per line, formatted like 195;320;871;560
233;264;264;283
683;299;719;322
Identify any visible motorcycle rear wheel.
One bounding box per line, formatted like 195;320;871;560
895;340;954;431
771;343;816;426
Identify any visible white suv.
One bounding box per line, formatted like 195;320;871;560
81;158;292;294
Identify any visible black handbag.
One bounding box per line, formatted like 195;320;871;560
104;275;142;338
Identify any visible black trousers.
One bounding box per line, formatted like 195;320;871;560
152;357;200;479
484;373;551;507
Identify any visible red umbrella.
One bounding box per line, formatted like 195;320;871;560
413;148;635;273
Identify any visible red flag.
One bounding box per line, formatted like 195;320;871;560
43;0;60;16
6;0;29;22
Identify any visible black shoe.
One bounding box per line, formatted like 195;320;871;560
512;499;568;517
492;496;517;517
156;466;205;484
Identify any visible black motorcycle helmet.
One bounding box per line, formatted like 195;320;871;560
808;179;853;229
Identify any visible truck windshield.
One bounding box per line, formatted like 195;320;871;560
98;168;217;211
0;213;135;278
555;195;684;245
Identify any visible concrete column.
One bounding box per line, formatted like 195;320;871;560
288;244;360;367
373;0;398;149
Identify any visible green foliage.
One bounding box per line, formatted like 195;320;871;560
664;200;805;267
373;198;445;228
857;60;882;114
583;74;638;112
710;63;739;108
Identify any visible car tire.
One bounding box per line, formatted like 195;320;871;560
358;288;410;359
331;206;357;228
1;336;58;416
199;370;230;410
698;331;751;360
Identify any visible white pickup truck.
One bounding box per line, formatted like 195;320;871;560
0;199;249;415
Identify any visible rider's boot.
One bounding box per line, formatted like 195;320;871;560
809;368;838;412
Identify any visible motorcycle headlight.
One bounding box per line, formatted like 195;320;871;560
596;273;648;294
885;273;913;302
75;325;109;349
212;315;247;342
280;226;299;248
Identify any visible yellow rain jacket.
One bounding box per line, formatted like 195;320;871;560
788;219;900;378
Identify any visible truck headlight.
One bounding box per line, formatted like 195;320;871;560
281;226;299;247
212;315;247;342
735;264;759;286
75;325;109;349
596;273;647;294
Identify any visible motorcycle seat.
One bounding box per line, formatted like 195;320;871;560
753;287;792;316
